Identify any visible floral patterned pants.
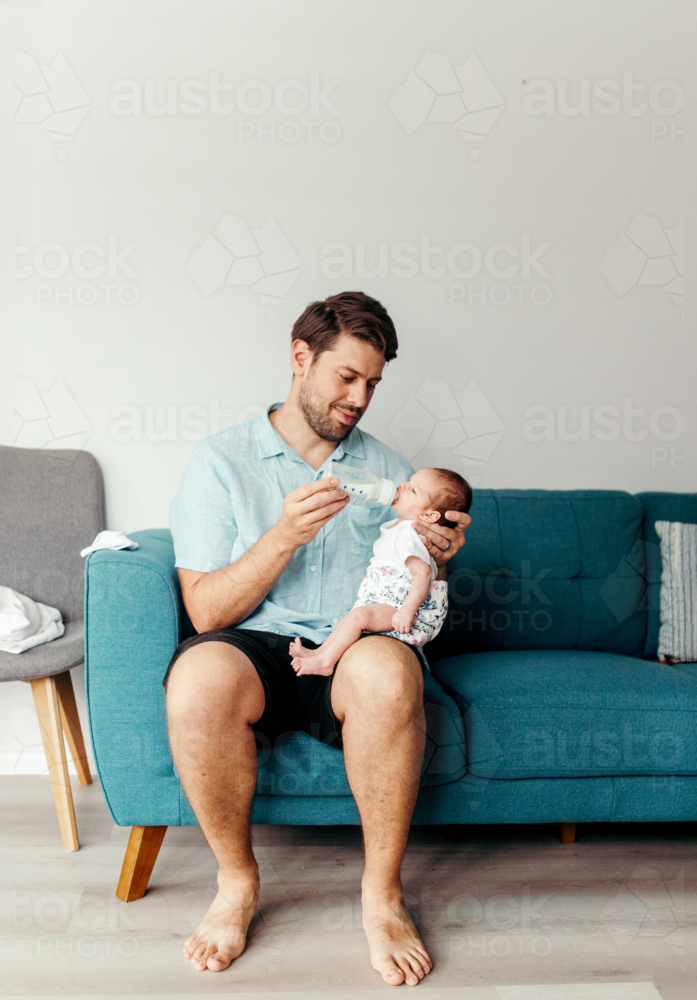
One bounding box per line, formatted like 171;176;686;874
351;565;449;647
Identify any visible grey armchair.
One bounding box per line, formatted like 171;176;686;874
0;445;104;850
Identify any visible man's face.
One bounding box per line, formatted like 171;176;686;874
298;334;385;442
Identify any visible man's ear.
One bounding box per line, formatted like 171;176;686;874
290;339;314;377
420;509;441;524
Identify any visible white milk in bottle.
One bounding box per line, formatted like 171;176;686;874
327;461;397;506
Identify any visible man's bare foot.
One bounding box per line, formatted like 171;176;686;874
184;869;259;971
361;882;432;987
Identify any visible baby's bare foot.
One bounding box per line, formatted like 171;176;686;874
362;882;432;987
288;637;315;660
291;654;334;676
183;869;259;972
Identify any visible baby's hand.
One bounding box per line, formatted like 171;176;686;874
392;608;414;634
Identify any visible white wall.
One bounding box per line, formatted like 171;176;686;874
3;0;694;773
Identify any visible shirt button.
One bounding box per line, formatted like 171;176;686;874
310;565;317;571
333;617;339;623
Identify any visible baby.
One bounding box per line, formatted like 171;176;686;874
289;467;472;676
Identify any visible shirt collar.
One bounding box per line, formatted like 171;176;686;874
257;403;366;462
332;426;366;461
257;404;286;459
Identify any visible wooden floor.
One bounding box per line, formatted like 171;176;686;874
1;775;694;999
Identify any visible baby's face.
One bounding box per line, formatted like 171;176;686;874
391;469;440;521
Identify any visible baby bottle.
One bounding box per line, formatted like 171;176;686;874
328;461;397;506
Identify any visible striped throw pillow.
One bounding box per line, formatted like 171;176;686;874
655;520;697;664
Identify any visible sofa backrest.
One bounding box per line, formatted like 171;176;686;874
432;489;648;659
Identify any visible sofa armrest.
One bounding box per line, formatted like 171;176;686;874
84;528;194;825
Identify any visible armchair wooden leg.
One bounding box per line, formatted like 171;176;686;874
116;826;167;902
558;822;577;844
30;676;79;852
54;670;93;785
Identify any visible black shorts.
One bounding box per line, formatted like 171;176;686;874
162;627;345;749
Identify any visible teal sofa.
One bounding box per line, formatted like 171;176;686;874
84;489;697;899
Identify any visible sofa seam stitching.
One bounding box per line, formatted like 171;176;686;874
458;705;697;712
567;498;585;650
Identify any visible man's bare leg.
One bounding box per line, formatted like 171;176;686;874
331;635;431;987
165;641;265;972
289;604;396;676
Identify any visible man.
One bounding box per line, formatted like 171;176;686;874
164;292;471;986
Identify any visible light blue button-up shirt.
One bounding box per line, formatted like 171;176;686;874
169;404;414;644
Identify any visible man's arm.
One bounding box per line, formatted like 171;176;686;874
179;477;348;633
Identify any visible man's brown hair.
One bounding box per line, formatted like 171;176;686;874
431;469;473;529
291;291;399;362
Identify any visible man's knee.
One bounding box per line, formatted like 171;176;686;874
166;641;264;725
337;636;423;716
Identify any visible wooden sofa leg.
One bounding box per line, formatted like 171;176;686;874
558;822;576;844
30;676;79;852
116;826;167;902
54;670;93;785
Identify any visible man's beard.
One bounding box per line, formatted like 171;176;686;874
298;379;362;442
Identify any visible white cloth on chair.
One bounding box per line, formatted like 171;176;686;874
0;586;65;654
80;530;139;557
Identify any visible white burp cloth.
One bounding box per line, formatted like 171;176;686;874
0;586;65;654
80;530;139;558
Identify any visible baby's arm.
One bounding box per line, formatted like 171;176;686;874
391;556;433;634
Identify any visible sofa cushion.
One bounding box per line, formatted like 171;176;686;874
654;519;697;663
637;492;697;659
431;490;647;660
432;649;697;779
